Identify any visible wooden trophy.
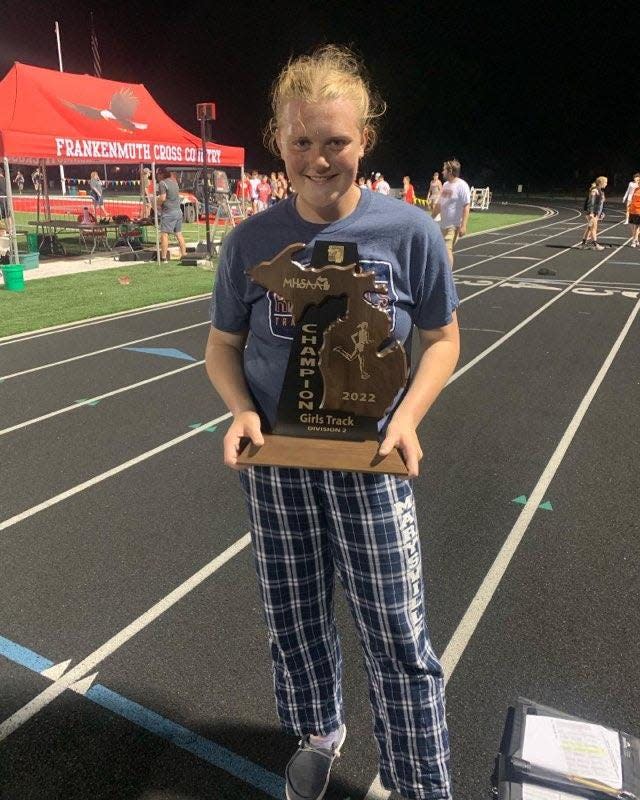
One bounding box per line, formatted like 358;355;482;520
237;241;409;474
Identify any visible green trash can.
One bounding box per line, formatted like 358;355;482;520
1;264;25;292
26;232;39;253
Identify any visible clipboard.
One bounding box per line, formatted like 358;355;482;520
491;698;640;800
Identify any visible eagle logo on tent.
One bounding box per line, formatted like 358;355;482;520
63;88;148;132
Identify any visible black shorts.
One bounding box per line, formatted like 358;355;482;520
628;213;640;225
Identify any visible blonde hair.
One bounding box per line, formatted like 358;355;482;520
90;170;99;179
595;176;607;188
264;44;386;156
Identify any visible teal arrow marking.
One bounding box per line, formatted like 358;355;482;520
75;398;101;407
189;422;218;433
512;495;553;511
123;347;196;362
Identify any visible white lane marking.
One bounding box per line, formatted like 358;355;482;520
0;360;205;438
0;531;252;741
455;208;578;255
0;321;209;381
0;294;210;346
495;256;539;261
364;245;639;800
440;293;640;682
453;238;628;366
457;221;625;304
0;411;231;534
452;219;589;274
459;327;505;334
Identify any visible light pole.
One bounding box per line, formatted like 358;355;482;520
196;102;216;256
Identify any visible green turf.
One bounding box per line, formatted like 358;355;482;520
0;262;217;337
466;211;542;233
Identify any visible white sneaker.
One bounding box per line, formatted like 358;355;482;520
631;241;638;248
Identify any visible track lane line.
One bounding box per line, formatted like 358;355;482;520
0;531;252;743
0;321;209;381
0;411;231;534
0;360;205;438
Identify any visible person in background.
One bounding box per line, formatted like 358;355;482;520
0;167;12;234
156;166;187;262
269;171;279;206
365;176;373;189
401;175;415;204
622;172;640;225
89;170;108;220
31;167;42;194
249;169;261;213
141;166;153;217
432;159;470;266
357;175;367;189
579;176;607;251
375;172;390;195
427;171;442;211
371;171;380;191
205;43;458;800
277;170;289;197
256;174;272;211
626;177;640;247
14;170;24;195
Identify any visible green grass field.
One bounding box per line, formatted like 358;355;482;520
0;262;216;337
1;206;544;337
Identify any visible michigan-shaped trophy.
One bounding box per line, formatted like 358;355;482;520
237;241;409;474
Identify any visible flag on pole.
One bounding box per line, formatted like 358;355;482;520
90;13;102;78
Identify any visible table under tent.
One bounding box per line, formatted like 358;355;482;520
0;62;245;265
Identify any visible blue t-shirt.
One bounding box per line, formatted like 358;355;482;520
210;189;458;429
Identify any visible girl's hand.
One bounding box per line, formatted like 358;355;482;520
223;411;264;470
377;413;423;478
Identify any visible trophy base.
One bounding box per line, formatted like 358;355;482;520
237;434;409;476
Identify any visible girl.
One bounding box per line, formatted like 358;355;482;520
89;170;107;219
205;45;458;800
580;176;607;251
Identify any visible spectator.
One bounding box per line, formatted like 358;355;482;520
622;172;640;225
248;169;261;213
401;175;415;204
357;175;367;189
0;167;11;233
579;176;607;251
626;177;640;247
427;171;442;210
277;170;289;197
31;167;42;193
432;159;471;266
89;170;108;220
156;166;187;262
256;174;272;211
14;170;24;195
375;172;390;195
205;42;458;800
371;171;380;191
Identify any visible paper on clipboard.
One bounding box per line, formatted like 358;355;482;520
521;783;592;800
522;715;622;790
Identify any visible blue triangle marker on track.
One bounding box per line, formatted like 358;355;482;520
538;500;553;511
123;347;196;362
512;495;527;506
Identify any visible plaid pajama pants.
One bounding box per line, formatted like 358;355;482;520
239;466;451;800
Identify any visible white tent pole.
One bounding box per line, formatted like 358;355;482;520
151;162;160;264
3;157;19;263
241;164;245;217
54;21;67;196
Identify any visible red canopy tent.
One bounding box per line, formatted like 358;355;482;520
0;62;245;167
0;62;245;262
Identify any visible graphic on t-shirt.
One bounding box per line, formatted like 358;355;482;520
267;257;397;339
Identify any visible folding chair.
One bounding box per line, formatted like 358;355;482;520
79;223;110;258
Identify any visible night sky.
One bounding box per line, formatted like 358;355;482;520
1;0;633;192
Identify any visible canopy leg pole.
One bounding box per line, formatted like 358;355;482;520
3;158;19;264
151;162;160;264
241;164;246;217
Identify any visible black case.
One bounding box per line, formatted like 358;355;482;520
492;698;640;800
